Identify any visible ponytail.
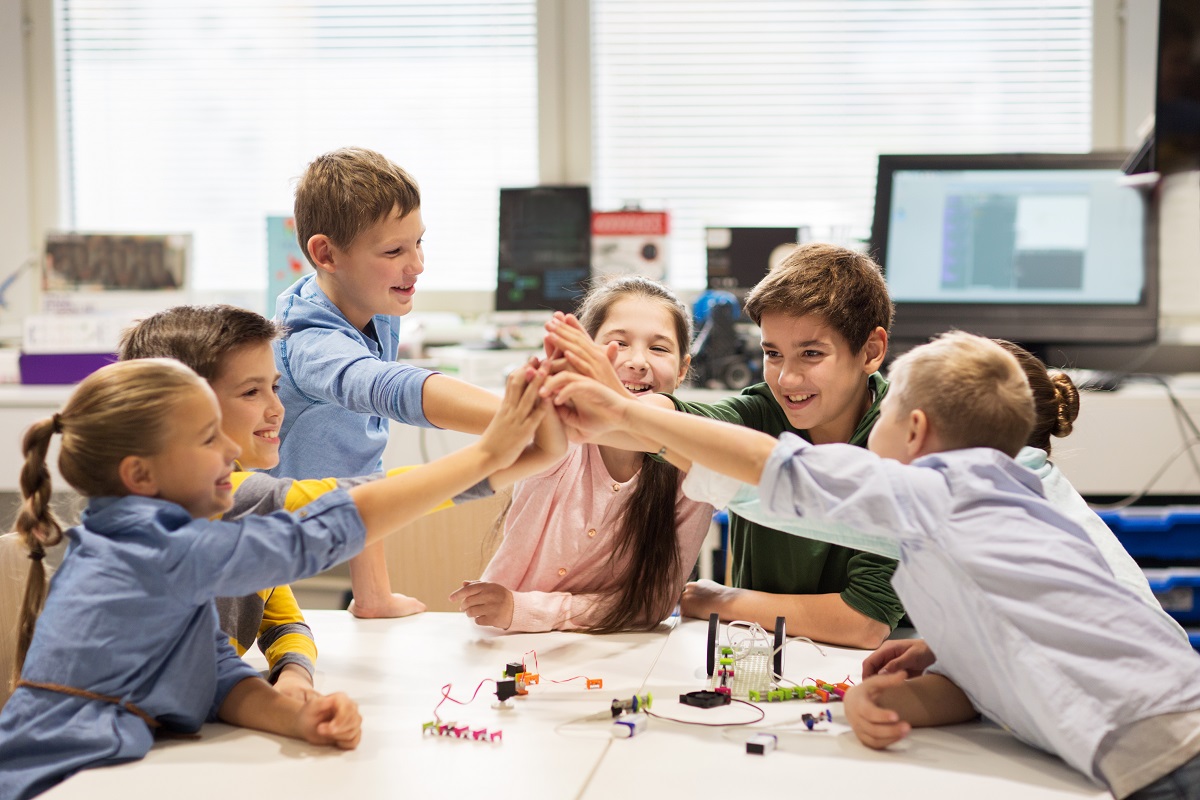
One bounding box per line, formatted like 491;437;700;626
12;416;65;684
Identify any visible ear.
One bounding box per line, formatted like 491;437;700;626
306;234;337;276
677;354;692;385
118;454;159;498
861;327;888;374
905;408;933;460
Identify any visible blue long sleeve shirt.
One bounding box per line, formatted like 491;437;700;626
271;274;436;479
0;491;366;800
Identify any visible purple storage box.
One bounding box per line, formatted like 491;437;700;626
19;352;117;385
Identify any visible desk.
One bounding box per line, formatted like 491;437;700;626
42;612;1107;799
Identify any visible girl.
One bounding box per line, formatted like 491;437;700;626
0;357;546;799
450;276;713;633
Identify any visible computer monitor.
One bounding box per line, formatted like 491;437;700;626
870;153;1157;354
496;186;591;313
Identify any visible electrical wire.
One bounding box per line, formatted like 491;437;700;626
645;697;766;727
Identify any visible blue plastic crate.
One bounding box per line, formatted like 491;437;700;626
1096;506;1200;562
1143;568;1200;625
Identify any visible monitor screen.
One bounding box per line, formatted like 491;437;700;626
870;153;1157;349
496;186;591;313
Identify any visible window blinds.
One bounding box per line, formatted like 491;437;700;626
591;0;1094;289
58;0;538;294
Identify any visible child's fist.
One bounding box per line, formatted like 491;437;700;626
298;692;362;750
844;671;911;750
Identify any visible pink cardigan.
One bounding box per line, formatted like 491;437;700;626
481;443;714;632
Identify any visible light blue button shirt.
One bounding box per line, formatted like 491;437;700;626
684;435;1200;788
272;274;436;479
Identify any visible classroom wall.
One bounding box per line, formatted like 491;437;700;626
1;0;33;343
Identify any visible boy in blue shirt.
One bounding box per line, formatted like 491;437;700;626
272;147;503;619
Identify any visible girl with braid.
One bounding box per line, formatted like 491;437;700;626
0;357;548;798
451;276;713;633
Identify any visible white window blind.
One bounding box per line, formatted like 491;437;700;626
58;0;538;296
592;0;1094;289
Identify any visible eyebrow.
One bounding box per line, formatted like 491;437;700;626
233;373;281;390
602;329;673;343
760;339;830;350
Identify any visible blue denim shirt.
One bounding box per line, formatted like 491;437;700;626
0;491;366;800
271;274;436;479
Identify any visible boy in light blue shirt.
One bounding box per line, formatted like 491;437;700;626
273;147;503;619
547;331;1200;799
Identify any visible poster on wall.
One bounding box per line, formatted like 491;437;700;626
266;216;310;314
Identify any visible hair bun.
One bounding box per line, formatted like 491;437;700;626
1050;372;1080;437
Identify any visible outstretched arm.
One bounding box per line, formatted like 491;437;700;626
545;371;777;484
681;582;891;650
349;368;546;547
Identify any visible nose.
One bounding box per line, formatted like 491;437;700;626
409;246;425;276
267;392;284;423
223;432;242;463
625;347;649;371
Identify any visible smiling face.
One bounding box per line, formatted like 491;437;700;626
759;311;885;444
209;341;284;470
319;205;425;331
141;385;242;518
594;295;689;396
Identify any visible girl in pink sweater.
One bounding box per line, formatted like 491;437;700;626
451;277;713;632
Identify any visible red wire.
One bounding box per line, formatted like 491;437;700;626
433;678;497;722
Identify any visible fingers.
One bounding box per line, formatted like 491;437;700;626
314;693;363;750
864;669;909;696
853;716;911;750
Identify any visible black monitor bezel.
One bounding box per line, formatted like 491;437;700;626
869;152;1158;347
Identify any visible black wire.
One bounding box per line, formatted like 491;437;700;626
644;698;766;727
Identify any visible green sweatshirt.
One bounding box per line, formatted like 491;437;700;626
664;372;906;629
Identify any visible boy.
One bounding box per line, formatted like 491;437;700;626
545;243;904;649
546;332;1200;799
119;305;548;701
272;147;503;619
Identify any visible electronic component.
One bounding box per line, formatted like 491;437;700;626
679;690;732;708
746;733;777;755
610;693;652;717
611;713;648;738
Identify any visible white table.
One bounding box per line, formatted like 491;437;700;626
43;612;1108;799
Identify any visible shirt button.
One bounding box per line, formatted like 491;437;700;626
587;529;597;538
612;483;620;492
558;568;567;576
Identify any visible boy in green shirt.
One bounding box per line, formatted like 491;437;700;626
545;243;903;648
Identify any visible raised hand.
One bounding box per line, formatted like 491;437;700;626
543;314;624;394
477;361;548;471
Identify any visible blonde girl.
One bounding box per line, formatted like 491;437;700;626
1;358;546;799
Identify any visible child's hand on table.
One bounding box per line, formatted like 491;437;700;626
274;663;321;703
862;638;935;679
296;692;362;750
844;671;912;750
679;579;741;620
348;593;427;619
450;581;515;630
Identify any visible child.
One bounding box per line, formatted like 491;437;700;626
272;147;503;619
117;305;523;700
449;277;712;632
546;331;1200;799
0;358;546;799
542;243;904;649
